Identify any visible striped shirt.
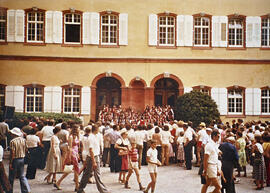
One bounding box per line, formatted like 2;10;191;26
10;137;26;159
129;148;138;162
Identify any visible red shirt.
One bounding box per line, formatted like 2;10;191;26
129;148;138;162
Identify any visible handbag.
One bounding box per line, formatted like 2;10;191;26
118;149;128;156
63;164;73;173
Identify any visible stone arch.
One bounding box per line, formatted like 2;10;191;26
128;78;147;112
150;73;184;90
129;78;147;88
91;72;126;88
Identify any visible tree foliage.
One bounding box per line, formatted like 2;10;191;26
175;91;220;128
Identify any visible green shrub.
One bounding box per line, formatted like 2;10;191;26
1;112;82;126
175;91;220;128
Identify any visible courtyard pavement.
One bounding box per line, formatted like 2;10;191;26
2;151;269;193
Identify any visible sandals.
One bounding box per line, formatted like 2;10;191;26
53;183;62;190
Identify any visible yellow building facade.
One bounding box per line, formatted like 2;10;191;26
0;0;270;123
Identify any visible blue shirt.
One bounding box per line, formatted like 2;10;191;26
219;142;239;162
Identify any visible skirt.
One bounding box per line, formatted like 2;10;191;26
45;147;62;173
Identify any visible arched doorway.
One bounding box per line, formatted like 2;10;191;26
96;77;121;112
154;78;179;107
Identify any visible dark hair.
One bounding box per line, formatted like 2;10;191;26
211;129;220;139
92;124;98;133
29;128;37;135
163;125;169;131
53;126;61;134
61;122;68;130
237;132;243;137
155;127;160;133
255;135;262;143
112;125;117;130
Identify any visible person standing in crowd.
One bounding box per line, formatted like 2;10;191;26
197;122;207;167
263;133;270;187
115;129;130;184
25;129;41;179
54;124;80;191
8;127;31;193
177;131;185;166
236;131;247;177
102;123;111;167
161;125;172;166
44;127;62;185
104;124;121;173
183;123;193;170
143;140;161;193
253;135;266;190
0;145;11;193
0;116;9;150
135;125;145;169
57;122;69;169
201;129;221;193
124;141;145;190
152;127;162;163
40;120;54;169
219;136;239;193
77;125;110;193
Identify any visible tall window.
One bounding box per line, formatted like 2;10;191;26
228;15;245;47
64;10;82;44
227;86;245;115
101;12;118;45
0;8;7;42
62;85;81;113
193;85;211;95
0;85;5;111
194;14;211;47
261;88;270;114
26;8;45;43
24;85;43;112
158;14;176;46
262;17;270;47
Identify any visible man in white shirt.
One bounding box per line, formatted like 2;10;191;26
201;129;221;193
183;123;193;170
77;125;110;193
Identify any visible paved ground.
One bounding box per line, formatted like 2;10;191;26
2;151;269;193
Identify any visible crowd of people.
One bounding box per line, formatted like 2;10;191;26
0;105;270;193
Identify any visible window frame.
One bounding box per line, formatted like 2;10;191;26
0;7;7;44
24;8;46;44
157;12;177;48
23;84;44;113
61;84;82;114
62;9;83;46
261;86;270;115
261;15;270;49
192;85;212;96
0;84;6;111
227;85;246;116
193;13;212;48
99;11;119;47
227;14;246;49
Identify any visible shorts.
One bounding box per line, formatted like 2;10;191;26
206;164;218;178
129;161;138;169
148;163;157;173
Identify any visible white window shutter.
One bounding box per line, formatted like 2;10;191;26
148;14;157;46
7;10;16;42
245;88;253;115
184;87;192;93
212;16;220;47
15;10;25;42
81;87;90;115
211;88;219;106
219;88;227;115
246;17;253;47
44;87;52;112
119;13;128;45
83;12;91;44
176;15;184;46
45;11;53;43
219;16;228;47
14;86;24;112
53;11;62;44
52;87;62;113
253;88;261;115
89;12;99;45
184;15;193;46
5;86;14;106
253;17;261;47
